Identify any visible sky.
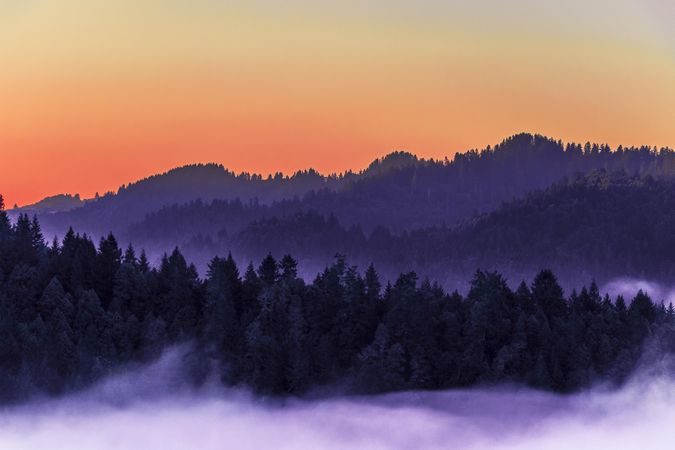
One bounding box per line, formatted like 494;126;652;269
1;0;674;207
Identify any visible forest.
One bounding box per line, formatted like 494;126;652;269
1;196;674;402
125;171;675;288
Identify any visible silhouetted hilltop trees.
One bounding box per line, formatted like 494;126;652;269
33;133;675;241
269;135;674;233
12;194;84;214
363;150;419;176
33;164;352;239
0;204;673;402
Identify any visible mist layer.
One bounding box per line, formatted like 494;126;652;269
1;351;673;450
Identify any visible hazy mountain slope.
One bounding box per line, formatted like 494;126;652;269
35;164;354;239
444;171;675;285
31;133;675;272
121;134;675;238
296;134;675;232
217;172;675;289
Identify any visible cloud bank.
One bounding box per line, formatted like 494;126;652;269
603;278;675;306
1;348;674;450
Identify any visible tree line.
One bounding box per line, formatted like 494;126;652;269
0;195;673;402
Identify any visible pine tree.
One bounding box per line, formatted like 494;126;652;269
138;250;150;273
37;277;70;323
95;233;122;307
45;309;78;393
257;254;279;286
30;215;43;253
532;270;567;319
123;244;137;266
364;263;381;302
8;264;41;322
280;254;298;280
110;262;144;317
203;255;240;355
13;214;37;265
240;263;261;328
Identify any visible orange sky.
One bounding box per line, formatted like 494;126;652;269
1;0;674;207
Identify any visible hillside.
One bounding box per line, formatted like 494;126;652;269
214;172;675;289
33;164;352;239
35;133;675;243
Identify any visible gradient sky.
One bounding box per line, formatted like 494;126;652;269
1;0;674;207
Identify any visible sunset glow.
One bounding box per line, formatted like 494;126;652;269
1;0;674;206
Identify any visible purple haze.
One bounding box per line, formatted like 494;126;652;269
0;348;674;450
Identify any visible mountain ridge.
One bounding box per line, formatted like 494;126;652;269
21;132;673;212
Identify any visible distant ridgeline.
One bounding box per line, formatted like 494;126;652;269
0;202;674;402
11;193;85;215
34;133;675;238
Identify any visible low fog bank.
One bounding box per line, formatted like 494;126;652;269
603;278;675;306
1;348;674;450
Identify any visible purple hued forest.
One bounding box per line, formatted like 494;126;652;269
2;1;674;449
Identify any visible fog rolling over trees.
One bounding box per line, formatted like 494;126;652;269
1;202;674;402
2;346;675;450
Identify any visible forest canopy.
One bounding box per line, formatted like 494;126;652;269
0;200;673;402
